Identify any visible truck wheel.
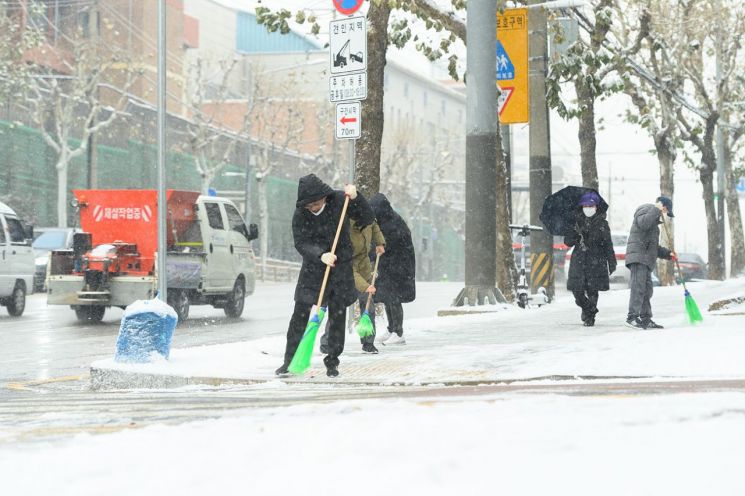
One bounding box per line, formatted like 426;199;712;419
75;305;105;323
6;285;26;317
224;279;245;318
167;289;190;324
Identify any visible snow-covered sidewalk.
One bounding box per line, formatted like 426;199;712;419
92;278;745;387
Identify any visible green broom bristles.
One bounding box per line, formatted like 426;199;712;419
684;290;704;324
288;306;326;375
355;310;374;338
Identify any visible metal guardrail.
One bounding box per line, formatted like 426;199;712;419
256;258;302;282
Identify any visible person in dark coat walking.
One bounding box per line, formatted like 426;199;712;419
276;174;373;378
369;193;415;345
624;196;676;329
563;191;616;326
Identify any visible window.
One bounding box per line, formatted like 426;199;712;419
79;9;100;38
6;217;26;244
204;203;224;230
0;221;6;244
224;203;249;240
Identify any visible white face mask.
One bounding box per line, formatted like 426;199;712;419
311;203;326;216
583;206;597;217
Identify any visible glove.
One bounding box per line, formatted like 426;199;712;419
670;252;677;261
365;285;376;294
321;252;337;266
609;262;617;275
344;184;357;199
375;245;385;255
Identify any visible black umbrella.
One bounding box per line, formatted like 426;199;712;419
539;186;609;236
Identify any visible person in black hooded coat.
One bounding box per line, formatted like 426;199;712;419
564;191;616;326
369;193;415;344
276;174;374;378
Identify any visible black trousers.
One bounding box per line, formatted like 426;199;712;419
358;293;376;345
283;298;346;368
384;301;404;335
572;290;599;321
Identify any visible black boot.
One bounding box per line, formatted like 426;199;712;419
326;363;339;377
275;363;290;376
583;318;595;327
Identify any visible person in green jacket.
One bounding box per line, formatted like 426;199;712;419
321;218;385;354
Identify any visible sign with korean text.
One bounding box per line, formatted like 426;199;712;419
497;8;529;124
329;16;367;75
335;101;361;140
329;72;367;103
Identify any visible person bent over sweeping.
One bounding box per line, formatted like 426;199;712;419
276;174;373;378
370;193;416;345
351;218;386;353
320;218;385;354
564;191;616;327
624;196;676;330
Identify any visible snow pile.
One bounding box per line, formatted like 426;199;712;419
115;299;177;363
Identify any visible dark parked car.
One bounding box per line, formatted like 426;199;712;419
676;253;707;280
32;228;75;292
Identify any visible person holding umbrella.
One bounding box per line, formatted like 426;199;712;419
275;174;374;378
624;196;676;329
563;191;616;326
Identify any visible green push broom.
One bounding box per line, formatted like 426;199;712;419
288;194;350;375
355;252;382;338
662;216;703;324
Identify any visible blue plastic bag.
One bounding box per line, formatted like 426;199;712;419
115;298;178;363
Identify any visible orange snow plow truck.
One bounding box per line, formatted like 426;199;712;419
46;190;258;323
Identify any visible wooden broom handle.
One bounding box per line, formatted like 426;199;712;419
660;215;686;291
315;194;351;309
364;252;382;312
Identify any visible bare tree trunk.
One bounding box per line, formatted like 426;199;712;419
700;166;725;280
354;0;390;198
724;143;745;276
56;159;69;228
495;123;516;301
656;134;675;285
576;83;599;190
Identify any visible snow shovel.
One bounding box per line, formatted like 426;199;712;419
288;195;350;375
661;216;703;324
355;252;381;339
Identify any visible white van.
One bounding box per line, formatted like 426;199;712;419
0;201;34;316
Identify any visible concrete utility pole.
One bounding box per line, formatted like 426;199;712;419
453;0;505;306
528;0;554;299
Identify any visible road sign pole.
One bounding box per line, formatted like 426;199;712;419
348;139;355;183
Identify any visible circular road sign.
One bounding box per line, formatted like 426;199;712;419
333;0;364;15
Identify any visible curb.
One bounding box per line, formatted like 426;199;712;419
89;365;654;390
